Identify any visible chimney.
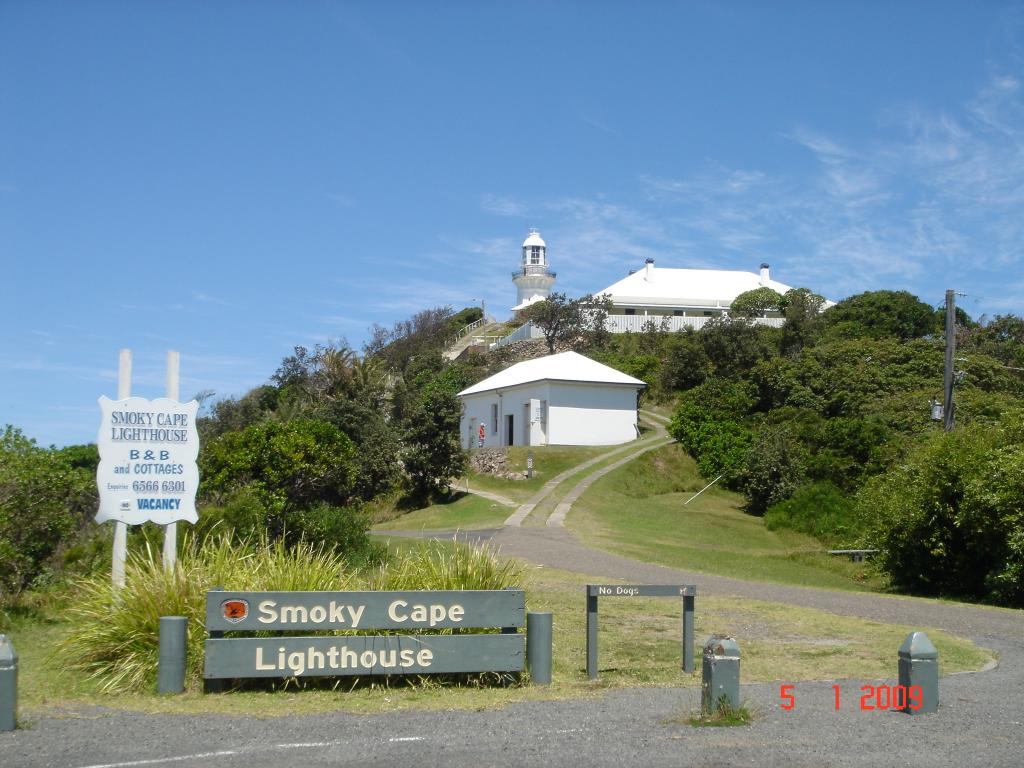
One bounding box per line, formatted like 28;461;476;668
645;258;655;281
759;263;770;286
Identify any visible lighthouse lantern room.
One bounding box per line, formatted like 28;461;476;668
511;228;557;312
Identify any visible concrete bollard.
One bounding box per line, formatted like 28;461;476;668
898;630;938;715
0;634;17;732
701;635;740;714
526;611;553;685
157;616;188;694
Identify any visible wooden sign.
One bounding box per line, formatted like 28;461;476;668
205;634;523;679
205;589;525;632
203;589;526;684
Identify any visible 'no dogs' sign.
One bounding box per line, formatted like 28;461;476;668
95;396;200;525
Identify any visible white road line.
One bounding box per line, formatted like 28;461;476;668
388;736;425;742
274;741;342;749
75;751;239;768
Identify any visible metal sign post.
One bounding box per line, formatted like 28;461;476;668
585;584;696;680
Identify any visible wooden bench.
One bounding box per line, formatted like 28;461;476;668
828;549;880;563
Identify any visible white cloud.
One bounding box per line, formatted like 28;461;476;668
481;194;528;217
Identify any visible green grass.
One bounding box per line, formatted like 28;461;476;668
569;443;886;592
372;492;511;531
4;540;993;719
686;700;754;727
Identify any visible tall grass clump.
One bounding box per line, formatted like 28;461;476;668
58;534;522;692
58;533;358;692
370;538;523;591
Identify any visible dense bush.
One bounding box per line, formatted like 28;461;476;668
668;380;754;478
856;413;1024;606
0;426;97;601
193;488;380;565
764;481;858;545
200;419;357;515
59;535;524;692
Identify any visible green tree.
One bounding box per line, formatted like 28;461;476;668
734;426;807;515
700;318;781;379
781;287;827;353
660;330;712;392
401;367;467;498
730;287;785;318
669;379;755;478
526;292;584;354
822;290;936;341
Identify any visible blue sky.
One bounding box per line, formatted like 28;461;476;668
3;1;1023;446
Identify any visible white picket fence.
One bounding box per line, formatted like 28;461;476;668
492;315;784;349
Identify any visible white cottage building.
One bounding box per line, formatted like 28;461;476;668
597;260;794;325
458;351;646;449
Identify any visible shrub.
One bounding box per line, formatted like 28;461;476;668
764;481;858;545
193;488;380;565
0;427;97;602
291;502;382;567
200;419;358;517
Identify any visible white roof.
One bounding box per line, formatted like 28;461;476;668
597;265;793;308
458;351;646;396
510;294;547;312
522;229;546;248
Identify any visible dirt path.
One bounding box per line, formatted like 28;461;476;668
505;413;668;527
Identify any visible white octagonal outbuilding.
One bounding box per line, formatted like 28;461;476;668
458;351;646;449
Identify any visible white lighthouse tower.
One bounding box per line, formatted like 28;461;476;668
511;228;556;312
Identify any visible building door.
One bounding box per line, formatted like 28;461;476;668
505;414;514;446
522;404;531;445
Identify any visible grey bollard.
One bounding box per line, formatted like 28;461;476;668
158;616;188;694
526;611;553;685
898;631;938;715
0;635;17;732
701;635;740;714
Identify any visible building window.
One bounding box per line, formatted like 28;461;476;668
703;311;715;317
530;247;541;264
624;308;636;316
491;404;498;434
673;310;684;316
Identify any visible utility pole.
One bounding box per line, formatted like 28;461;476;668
943;289;956;432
